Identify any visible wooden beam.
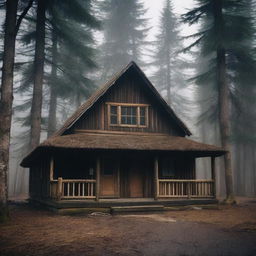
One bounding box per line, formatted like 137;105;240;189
117;159;120;198
96;156;100;201
154;156;159;200
57;177;63;200
73;129;167;136
211;156;216;198
50;157;54;181
101;102;104;129
106;102;150;107
187;182;191;199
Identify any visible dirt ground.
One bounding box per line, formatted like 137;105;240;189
1;198;256;256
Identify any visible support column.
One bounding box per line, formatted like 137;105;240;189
50;157;54;181
96;156;100;201
57;177;63;200
211;156;216;198
49;157;54;198
154;156;159;200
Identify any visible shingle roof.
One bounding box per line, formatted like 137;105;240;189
21;132;226;167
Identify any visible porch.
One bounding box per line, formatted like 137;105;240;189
30;197;218;215
48;152;217;201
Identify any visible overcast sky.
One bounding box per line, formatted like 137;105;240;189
144;0;195;37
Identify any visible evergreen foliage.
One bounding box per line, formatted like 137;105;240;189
100;0;149;81
151;0;190;119
15;0;101;138
183;0;256;197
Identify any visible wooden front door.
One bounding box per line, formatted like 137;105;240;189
129;167;144;197
100;158;119;197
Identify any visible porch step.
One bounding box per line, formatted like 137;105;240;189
110;204;164;214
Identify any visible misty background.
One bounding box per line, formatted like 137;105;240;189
1;0;255;198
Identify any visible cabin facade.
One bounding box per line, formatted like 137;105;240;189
21;62;226;210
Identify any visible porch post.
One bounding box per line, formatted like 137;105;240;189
49;157;54;198
211;156;216;198
154;156;159;200
50;157;54;181
96;156;100;201
57;177;63;200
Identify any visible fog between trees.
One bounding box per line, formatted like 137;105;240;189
1;0;256;201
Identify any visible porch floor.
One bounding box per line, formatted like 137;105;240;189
30;197;218;212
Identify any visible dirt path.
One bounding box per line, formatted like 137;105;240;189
1;200;256;256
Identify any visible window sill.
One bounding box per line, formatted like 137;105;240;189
109;124;147;128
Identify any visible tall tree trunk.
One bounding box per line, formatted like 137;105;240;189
234;143;241;195
47;85;57;137
0;0;18;222
214;0;235;203
217;48;235;202
47;29;58;137
29;0;46;149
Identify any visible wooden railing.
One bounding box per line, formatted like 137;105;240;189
158;179;215;198
50;178;96;200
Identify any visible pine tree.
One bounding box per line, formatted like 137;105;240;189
100;0;149;80
0;0;33;222
45;1;100;135
16;0;100;143
183;0;256;201
151;0;189;114
29;0;46;149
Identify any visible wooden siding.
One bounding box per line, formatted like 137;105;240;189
71;72;185;136
29;158;50;199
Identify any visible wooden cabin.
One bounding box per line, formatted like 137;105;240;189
21;62;226;211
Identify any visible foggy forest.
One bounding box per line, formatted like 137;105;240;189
1;0;255;201
1;0;256;255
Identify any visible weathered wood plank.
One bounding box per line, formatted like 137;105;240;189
154;157;159;200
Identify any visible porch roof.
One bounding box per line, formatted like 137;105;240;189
21;132;226;167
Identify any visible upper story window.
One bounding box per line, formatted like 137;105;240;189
107;103;149;127
121;106;137;125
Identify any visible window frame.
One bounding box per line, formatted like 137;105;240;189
106;102;149;128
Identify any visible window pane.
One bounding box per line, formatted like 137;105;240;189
121;107;126;115
126;116;131;124
110;105;117;124
111;106;117;115
111;115;117;124
140;107;146;125
131;107;136;115
131;116;136;124
140;107;145;117
140;116;145;125
121;116;126;124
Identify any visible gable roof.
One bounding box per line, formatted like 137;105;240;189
54;61;191;137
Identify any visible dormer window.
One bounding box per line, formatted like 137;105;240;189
107;103;149;127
